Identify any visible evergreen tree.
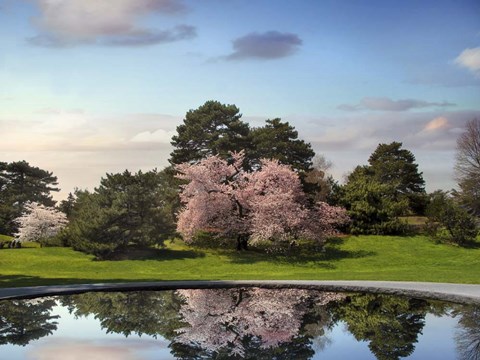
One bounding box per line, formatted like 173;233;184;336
250;118;315;173
341;166;409;235
0;161;59;235
68;170;176;259
170;100;251;166
368;142;426;214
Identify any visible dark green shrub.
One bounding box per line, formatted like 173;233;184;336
426;191;478;245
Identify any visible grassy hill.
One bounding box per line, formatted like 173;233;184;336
0;235;479;288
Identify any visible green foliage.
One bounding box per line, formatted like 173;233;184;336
250;118;315;173
61;291;184;340
169;101;316;178
170;100;251;166
425;191;478;246
339;142;427;234
0;298;59;346
334;294;430;360
341;168;409;235
368;142;427;214
58;192;76;218
0;161;59;235
68;170;176;259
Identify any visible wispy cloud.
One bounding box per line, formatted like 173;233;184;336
27;0;195;47
0;110;180;152
226;31;302;60
130;128;176;143
337;97;456;112
423;116;449;131
302;110;478;152
455;47;480;77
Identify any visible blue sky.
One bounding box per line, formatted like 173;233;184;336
1;0;479;199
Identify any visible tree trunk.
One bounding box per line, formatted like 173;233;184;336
236;235;249;251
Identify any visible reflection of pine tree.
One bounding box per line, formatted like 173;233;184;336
0;298;59;346
61;291;185;339
455;306;480;360
334;294;429;360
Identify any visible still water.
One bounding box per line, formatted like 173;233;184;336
0;288;478;359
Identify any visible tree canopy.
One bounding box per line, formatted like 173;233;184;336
334;294;430;360
250;118;315;173
0;161;59;235
341;166;409;235
169;100;251;166
176;151;349;251
67;169;176;259
367;142;426;214
169;101;316;176
14;202;68;246
425;190;478;246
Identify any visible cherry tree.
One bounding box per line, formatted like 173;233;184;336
14;202;68;246
176;151;349;250
174;288;345;357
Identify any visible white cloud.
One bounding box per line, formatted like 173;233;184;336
130;129;176;143
28;0;195;47
455;47;480;76
423;116;449;131
0;110;180;152
338;97;456;112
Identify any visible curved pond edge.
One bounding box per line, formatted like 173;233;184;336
1;280;479;305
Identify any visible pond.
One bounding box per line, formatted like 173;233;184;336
0;288;478;360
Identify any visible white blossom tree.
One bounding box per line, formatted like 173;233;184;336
14;202;68;246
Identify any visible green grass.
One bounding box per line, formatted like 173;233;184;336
0;235;479;288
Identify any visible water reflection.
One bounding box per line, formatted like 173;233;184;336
332;294;443;360
455;306;480;360
0;288;478;359
0;298;59;346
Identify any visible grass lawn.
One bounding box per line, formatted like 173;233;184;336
0;235;479;288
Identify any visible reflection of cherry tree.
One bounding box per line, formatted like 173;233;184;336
174;288;344;357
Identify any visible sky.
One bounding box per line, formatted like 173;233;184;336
1;0;479;200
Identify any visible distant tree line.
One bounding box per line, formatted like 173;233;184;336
3;101;479;257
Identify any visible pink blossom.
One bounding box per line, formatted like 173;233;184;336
174;287;345;356
176;152;349;249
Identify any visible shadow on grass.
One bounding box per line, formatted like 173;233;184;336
107;247;205;261
0;274;198;289
461;240;480;249
226;237;376;269
0;274;115;288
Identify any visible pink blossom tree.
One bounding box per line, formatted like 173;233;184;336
14;202;68;246
174;287;345;357
176;151;349;251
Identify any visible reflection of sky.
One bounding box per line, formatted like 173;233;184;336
0;298;464;360
1;303;175;360
313;322;372;359
314;314;459;360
